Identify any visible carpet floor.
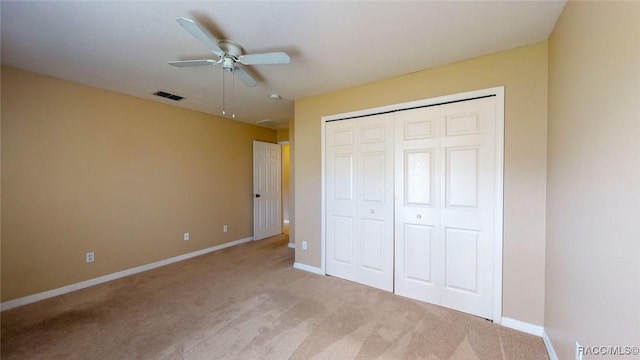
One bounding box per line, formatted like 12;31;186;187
1;234;549;359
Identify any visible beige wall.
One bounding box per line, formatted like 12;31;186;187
276;128;289;142
546;2;640;359
294;42;548;325
1;67;276;301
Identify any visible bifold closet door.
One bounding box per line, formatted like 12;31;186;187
394;106;443;305
395;97;497;319
326;114;394;292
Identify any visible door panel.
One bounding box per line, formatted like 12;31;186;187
444;227;480;292
361;152;385;202
326;115;394;292
326;121;358;281
360;124;386;144
405;149;433;206
445;112;481;136
253;141;282;240
332;215;354;264
395;97;496;319
356;115;394;291
403;224;433;283
333;154;354;200
439;97;496;319
395;106;442;304
404;118;434;140
446;146;479;208
359;219;384;271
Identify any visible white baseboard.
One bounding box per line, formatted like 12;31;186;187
501;317;544;337
542;329;559;360
293;262;324;275
288;242;295;249
0;237;254;312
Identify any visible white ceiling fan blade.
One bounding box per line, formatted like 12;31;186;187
238;52;290;65
234;67;258;87
176;17;225;57
169;59;218;67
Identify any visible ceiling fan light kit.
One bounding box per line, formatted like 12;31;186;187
169;17;290;121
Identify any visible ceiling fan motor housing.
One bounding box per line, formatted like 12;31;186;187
222;57;235;72
218;40;243;72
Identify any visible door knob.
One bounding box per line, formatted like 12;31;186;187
370;209;375;214
255;194;261;198
417;214;422;219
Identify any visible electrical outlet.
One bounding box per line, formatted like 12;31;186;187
576;342;583;360
86;252;95;263
302;241;308;250
223;225;228;233
183;232;190;241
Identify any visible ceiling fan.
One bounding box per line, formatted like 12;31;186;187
169;17;290;87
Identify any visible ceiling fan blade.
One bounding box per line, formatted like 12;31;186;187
238;52;290;65
169;59;218;67
234;67;258;87
176;17;225;57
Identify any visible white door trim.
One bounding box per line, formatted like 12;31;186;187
321;87;504;322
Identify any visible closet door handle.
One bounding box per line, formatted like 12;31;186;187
255;194;261;198
416;214;422;219
370;209;375;214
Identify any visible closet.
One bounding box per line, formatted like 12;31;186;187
325;94;499;320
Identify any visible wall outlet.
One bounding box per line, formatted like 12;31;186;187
223;225;228;233
302;241;308;250
575;341;583;360
86;252;95;263
183;232;190;241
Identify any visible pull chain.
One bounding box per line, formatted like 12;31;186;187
221;70;226;116
232;70;236;118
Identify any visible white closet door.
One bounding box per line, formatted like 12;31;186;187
326;114;394;292
326;120;358;282
395;97;496;319
440;97;496;319
394;106;443;304
355;115;394;291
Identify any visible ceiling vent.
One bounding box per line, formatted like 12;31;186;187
153;91;184;101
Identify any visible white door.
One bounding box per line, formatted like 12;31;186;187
394;106;443;305
326;114;394;291
253;141;282;240
395;97;496;319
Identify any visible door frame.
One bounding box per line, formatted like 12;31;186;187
278;140;293;248
320;86;505;323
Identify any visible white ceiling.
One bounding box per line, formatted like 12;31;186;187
1;1;566;129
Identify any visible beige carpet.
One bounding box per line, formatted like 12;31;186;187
1;235;548;359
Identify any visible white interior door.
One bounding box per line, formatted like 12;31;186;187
253;141;282;240
395;97;496;319
326;114;394;291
